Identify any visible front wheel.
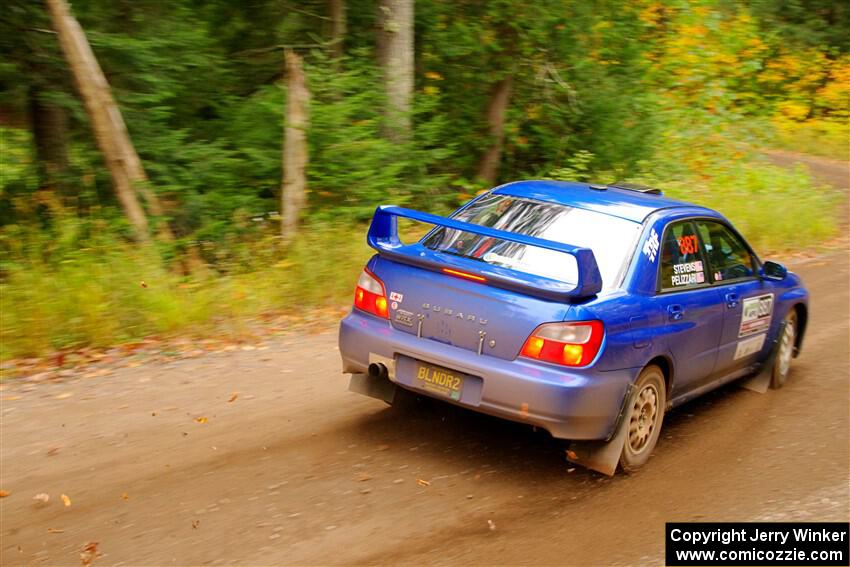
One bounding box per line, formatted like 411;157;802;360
619;365;666;473
771;310;797;389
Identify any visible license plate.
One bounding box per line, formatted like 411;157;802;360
414;362;464;401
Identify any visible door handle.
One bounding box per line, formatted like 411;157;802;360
667;304;684;321
725;292;739;308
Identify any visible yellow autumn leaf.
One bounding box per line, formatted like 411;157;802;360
61;494;71;507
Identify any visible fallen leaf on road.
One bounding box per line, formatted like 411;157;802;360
417;479;431;487
488;519;496;531
55;392;74;400
0;490;10;497
33;493;50;503
80;542;99;566
61;494;71;507
227;392;239;403
122;493;129;501
192;520;200;529
47;528;65;533
194;417;208;424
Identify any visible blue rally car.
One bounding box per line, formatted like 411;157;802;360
338;181;808;474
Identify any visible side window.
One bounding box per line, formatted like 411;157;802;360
695;221;755;283
659;221;708;291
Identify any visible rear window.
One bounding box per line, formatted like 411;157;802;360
422;193;641;290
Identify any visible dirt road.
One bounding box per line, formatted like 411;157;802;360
2;154;848;566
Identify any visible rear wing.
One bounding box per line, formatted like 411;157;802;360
366;205;603;301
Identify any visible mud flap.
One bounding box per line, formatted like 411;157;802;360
565;383;634;476
349;372;397;404
740;321;786;394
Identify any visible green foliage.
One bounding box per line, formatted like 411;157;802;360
545;150;596;182
0;0;846;359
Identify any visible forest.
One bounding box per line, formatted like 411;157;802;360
1;0;848;360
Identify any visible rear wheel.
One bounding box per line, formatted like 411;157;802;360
619;365;666;473
770;310;797;389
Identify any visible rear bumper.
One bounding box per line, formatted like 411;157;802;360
338;310;637;441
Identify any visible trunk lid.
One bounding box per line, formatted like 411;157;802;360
373;256;571;360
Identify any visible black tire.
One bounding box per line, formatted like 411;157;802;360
770;310;797;390
619;365;666;473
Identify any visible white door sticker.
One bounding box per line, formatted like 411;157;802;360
734;333;766;359
739;293;774;337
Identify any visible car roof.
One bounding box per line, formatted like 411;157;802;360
493;180;711;223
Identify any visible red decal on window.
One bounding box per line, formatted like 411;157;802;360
678;235;698;255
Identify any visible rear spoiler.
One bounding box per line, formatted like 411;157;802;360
366;205;603;301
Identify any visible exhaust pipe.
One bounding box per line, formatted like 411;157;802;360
368;362;389;381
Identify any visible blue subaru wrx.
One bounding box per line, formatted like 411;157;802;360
338;181;808;474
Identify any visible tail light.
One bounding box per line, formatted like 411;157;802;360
520;321;604;367
354;268;389;319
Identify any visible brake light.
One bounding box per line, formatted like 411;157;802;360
441;268;487;283
354;268;389;319
520;321;604;367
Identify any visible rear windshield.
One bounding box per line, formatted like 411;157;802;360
422;193;641;290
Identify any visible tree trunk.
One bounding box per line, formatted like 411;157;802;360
28;85;69;192
476;75;513;185
329;0;346;59
281;50;310;243
45;0;172;242
377;0;413;141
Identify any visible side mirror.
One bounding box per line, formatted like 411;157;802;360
760;260;787;281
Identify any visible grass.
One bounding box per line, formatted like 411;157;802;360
770;117;850;162
0;223;373;360
652;159;841;254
